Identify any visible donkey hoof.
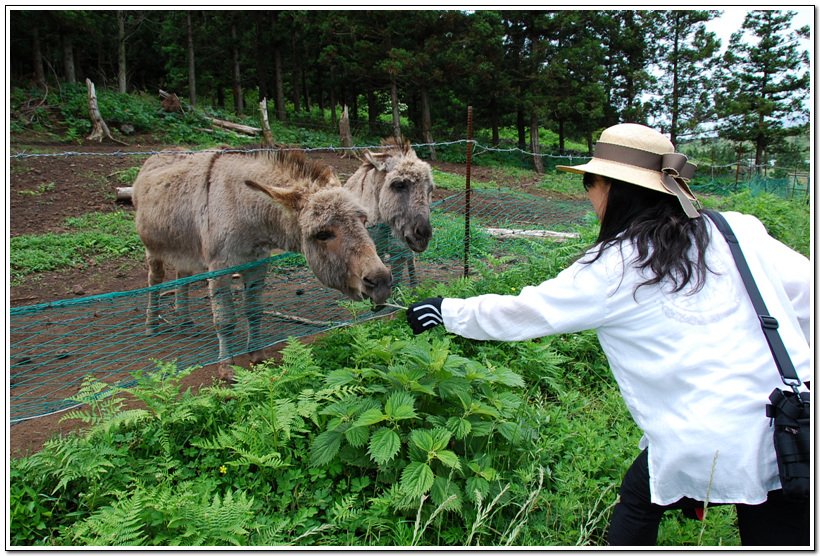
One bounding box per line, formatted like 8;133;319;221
218;364;235;385
249;349;266;366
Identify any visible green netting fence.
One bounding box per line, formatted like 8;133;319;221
690;174;811;198
10;188;592;423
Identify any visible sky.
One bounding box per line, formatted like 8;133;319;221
704;6;814;53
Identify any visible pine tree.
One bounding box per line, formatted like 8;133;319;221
714;9;810;166
651;10;721;145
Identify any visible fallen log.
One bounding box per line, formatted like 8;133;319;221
116;187;133;202
206;116;261;136
485;227;580;241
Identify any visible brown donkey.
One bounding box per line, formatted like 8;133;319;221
344;138;434;285
132;147;393;382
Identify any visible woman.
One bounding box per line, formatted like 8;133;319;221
406;123;811;546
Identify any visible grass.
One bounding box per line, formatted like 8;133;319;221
10;211;143;285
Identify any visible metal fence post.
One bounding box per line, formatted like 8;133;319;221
464;106;473;278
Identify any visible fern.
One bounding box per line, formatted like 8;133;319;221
162;489;256;546
65;488;148;545
330;492;361;523
59;374;129;430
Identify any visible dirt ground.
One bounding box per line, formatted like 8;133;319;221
8;132;584;457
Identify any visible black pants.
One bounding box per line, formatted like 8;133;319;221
608;449;810;546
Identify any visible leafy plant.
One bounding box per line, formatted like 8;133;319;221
10;211;143;282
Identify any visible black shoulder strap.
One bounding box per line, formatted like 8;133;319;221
703;210;802;388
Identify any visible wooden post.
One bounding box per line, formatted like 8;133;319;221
85;79;126;145
734;142;743;193
339;104;355;158
259;97;275;148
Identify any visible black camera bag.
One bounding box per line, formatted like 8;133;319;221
766;388;811;500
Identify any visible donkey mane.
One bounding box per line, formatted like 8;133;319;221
216;145;339;187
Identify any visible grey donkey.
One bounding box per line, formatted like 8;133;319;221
132;146;393;382
344;138;434;285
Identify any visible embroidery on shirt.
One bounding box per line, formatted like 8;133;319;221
659;256;741;325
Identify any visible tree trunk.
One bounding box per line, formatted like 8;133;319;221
85;79;126;145
316;75;325;115
558;119;565;153
231;23;243;116
291;37;301;113
670;16;680;146
301;65;309;113
329;65;337;127
490;96;500;146
61;30;76;83
32;26;45;88
351;92;358;124
530;113;544;173
117;11;127;93
339;105;356;158
516;106;526;151
390;78;401;141
259;98;275;147
273;44;285;121
187;11;197;107
419;85;437;161
368;90;379;136
255;19;267;101
206;116;261;135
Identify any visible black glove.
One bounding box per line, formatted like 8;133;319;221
407;297;444;334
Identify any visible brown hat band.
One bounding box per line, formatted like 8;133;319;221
594;142;700;218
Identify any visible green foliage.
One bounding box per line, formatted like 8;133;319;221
8;464;57;545
701;190;810;257
9;236;747;546
10;211;142;282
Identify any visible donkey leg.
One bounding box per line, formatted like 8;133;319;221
146;254;166;333
242;262;268;366
390;237;409;286
175;270;195;330
208;272;238;383
407;252;418;287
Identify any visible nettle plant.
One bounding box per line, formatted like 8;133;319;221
307;332;538;516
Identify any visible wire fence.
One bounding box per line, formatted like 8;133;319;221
8;133;810;423
9;168;592;423
11;138;810;199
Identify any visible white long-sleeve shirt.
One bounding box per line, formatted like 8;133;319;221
442;211;811;505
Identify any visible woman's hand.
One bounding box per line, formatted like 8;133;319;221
406;297;444;334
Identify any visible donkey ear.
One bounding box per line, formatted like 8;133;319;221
245;179;304;212
364;150;392;173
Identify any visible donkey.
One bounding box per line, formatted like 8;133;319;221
344;138;434;285
132;146;393;382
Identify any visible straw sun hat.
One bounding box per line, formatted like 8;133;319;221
557;123;700;218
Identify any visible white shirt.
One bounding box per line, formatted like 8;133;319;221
441;211;811;505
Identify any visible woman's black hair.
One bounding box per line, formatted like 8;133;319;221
582;174;712;295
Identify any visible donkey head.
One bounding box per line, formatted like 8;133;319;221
245;176;393;305
364;141;434;253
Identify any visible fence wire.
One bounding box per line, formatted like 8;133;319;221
10;136;807;423
9;187;592;423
